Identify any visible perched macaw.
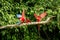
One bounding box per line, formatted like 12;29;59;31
20;9;31;23
16;9;31;24
34;12;47;31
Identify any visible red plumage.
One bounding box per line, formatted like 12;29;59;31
26;18;31;23
19;9;31;23
34;12;47;31
34;12;47;22
19;9;26;23
34;13;42;22
34;13;41;22
39;12;47;19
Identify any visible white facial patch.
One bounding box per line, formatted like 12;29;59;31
17;14;22;18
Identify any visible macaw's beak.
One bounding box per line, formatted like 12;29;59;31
16;14;22;18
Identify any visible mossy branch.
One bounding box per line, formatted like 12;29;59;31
0;16;55;29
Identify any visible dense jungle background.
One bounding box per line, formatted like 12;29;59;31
0;0;60;40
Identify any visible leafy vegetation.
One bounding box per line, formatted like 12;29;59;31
0;0;60;40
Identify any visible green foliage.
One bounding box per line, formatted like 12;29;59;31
0;0;60;40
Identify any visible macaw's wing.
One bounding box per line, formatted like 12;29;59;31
34;13;38;19
26;19;31;23
22;9;25;17
22;9;26;20
40;12;47;18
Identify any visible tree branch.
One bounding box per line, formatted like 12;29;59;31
0;16;55;29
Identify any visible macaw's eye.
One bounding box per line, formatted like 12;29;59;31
16;14;22;18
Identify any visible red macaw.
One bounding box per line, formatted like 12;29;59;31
34;12;47;31
18;9;31;23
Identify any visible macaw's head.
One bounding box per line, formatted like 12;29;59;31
16;14;22;19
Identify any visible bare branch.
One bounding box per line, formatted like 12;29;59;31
0;16;55;29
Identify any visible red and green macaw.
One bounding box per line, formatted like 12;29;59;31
34;12;47;31
16;9;31;24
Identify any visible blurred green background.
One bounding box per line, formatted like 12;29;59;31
0;0;60;40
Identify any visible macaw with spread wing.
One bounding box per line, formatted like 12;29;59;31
34;12;47;31
16;10;31;24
